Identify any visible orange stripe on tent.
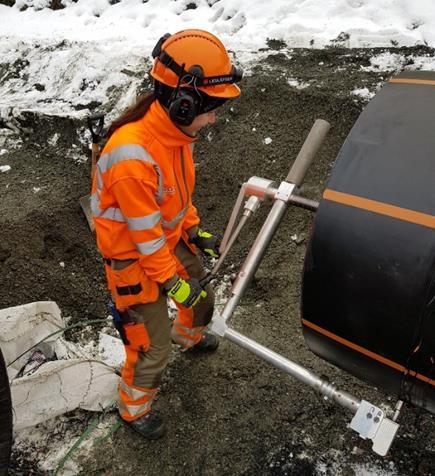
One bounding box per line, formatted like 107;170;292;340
302;319;405;372
389;78;435;86
302;318;435;387
323;189;435;230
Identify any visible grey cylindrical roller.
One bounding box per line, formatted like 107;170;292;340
286;119;330;187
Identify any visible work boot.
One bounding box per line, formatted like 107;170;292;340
124;410;166;440
187;331;219;353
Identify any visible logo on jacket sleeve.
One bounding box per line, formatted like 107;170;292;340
163;186;175;194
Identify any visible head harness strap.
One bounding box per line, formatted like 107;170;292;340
152;33;243;86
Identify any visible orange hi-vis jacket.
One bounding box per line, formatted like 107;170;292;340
91;100;200;302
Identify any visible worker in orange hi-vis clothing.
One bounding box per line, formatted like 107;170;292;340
91;29;242;439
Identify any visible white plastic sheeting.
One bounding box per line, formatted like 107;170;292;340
0;301;120;430
98;332;125;368
1;301;64;380
11;359;118;430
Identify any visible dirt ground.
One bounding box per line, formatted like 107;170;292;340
1;45;434;475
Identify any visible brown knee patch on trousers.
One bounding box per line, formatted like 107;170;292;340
126;295;171;389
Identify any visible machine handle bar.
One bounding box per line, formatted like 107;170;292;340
286;119;330;187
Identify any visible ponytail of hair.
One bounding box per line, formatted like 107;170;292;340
107;92;156;139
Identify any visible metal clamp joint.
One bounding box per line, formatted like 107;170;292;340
274;181;295;202
210;314;229;337
245;176;276;200
243;196;261;216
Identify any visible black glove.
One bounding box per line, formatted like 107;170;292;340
189;228;221;258
165;276;207;308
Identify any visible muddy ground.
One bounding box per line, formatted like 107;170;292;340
1;46;434;475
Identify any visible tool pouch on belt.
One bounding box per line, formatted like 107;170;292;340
108;302;151;352
106;260;159;309
108;301;130;345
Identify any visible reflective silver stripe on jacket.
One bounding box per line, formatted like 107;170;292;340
91;193;126;222
162;206;188;229
127;211;162;231
119;380;156;401
97;144;164;204
91;144;164;221
136;235;166;255
92;193;162;232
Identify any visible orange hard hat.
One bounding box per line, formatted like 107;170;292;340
150;29;242;99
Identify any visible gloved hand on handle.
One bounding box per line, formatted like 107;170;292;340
164;275;207;309
188;227;221;259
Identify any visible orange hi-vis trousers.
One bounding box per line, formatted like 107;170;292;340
117;240;214;422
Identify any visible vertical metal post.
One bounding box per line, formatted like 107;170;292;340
220;119;330;325
220;198;290;322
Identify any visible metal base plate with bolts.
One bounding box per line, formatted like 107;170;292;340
349;400;399;456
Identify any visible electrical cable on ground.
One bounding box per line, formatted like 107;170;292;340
53;413;101;476
7;319;109;369
53;402;120;475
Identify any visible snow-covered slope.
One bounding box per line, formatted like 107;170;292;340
1;0;434;117
1;0;434;49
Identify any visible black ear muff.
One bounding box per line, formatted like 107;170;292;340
169;89;200;126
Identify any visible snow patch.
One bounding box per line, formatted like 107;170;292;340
361;52;406;71
98;332;125;368
287;78;310;89
48;132;60;146
0;38;148;118
351;87;375;100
